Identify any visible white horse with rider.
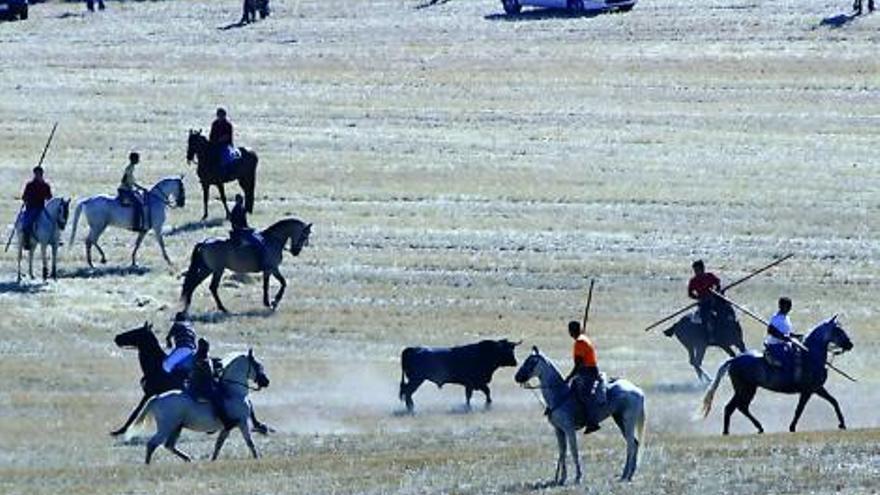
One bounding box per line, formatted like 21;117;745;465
68;176;185;268
13;197;71;283
128;349;270;464
515;346;646;483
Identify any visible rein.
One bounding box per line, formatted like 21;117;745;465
221;356;262;391
149;185;178;208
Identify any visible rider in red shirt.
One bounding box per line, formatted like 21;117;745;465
21;166;52;248
688;260;721;339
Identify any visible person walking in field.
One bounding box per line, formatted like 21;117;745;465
688;259;722;342
564;320;606;434
19;166;52;249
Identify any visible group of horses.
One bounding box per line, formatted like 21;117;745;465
14;130;313;314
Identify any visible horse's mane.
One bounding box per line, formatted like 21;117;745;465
535;349;564;379
262;217;305;238
220;351;248;368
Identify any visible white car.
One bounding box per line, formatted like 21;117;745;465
501;0;636;14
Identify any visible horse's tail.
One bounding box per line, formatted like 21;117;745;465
181;242;209;304
399;348;412;401
125;395;157;442
698;359;733;419
68;200;85;245
636;396;647;445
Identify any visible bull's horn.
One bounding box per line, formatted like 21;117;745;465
513;339;523;346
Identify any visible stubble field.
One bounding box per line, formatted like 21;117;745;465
0;0;879;493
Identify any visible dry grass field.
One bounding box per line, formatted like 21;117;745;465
1;0;879;493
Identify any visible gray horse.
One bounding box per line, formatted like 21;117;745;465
129;349;270;464
14;197;70;282
700;316;853;435
181;218;312;313
515;347;646;483
663;302;746;383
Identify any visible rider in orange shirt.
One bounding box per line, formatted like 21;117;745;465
564;320;604;434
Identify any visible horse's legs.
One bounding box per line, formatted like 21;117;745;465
690;345;710;383
94;240;107;264
164;426;191;462
734;386;764;434
477;384;492;409
789;392;812;432
554;427;567;485
145;428;170;464
40;243;48;280
27;246;34;278
262;271;271;307
722;345;737;358
50;241;58;279
464;386;473;410
402;377;424;413
201;182;210;220
111;394;150;436
239;422;260;459
16;242;22;283
815;386;847;430
250;405;273;435
209;271;229;313
154;230;173;266
567;429;582;484
270;268;286;310
722;397;737;435
211;427;232;461
131;231;147;267
217;183;230;219
618;408;640;481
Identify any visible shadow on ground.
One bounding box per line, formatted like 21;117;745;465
819;12;859;27
188;308;274;323
0;280;46;295
165;218;224;237
59;265;152;280
485;7;604;21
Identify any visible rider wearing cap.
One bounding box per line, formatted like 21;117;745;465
21;166;52;248
163;312;197;377
688;259;722;341
564;320;605;434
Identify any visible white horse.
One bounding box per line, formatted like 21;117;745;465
129;349;270;464
69;176;185;267
514;346;646;483
14;197;71;283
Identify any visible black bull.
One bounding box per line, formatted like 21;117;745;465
399;339;521;413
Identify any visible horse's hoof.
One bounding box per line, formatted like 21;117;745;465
757;429;764;434
839;424;847;430
789;426;796;433
109;429;125;437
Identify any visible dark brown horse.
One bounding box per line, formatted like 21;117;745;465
186;130;258;220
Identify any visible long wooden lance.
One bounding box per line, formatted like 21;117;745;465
644;253;794;332
6;123;59;253
710;289;857;383
582;279;595;333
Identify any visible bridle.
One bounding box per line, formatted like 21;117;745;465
221;354;263;392
148;181;182;208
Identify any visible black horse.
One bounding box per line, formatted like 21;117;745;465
186;130;258;220
700;316;854;435
663;300;746;382
111;322;271;436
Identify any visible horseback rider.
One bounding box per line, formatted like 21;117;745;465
188;338;236;428
229;193;269;270
764;297;799;372
118;152;146;231
688;259;722;341
163;312;198;379
209;107;236;168
20;166;52;249
563;320;605;434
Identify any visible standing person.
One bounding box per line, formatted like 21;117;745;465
688;259;722;341
20;166;52;249
764;297;796;371
563;320;605;434
163;312;198;378
118;152;146;231
209;108;235;167
86;0;106;12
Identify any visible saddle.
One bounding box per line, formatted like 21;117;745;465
764;343;804;383
571;372;608;427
